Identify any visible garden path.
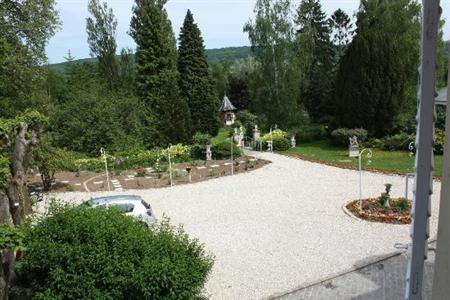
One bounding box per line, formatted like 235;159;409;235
52;152;441;300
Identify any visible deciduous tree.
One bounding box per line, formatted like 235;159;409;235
86;0;119;89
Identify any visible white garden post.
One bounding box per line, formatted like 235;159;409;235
358;148;373;211
270;126;273;153
231;133;234;175
100;147;111;192
168;144;173;187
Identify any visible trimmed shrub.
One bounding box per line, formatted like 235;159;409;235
289;124;327;143
272;138;290;151
192;133;212;160
330;128;368;147
364;138;384;149
261;129;288;142
434;128;445;154
381;133;415;151
212;141;241;159
15;205;213;300
260;129;290;151
192;132;212;146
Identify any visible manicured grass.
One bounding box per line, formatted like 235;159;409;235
282;140;443;177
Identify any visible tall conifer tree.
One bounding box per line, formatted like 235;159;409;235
178;10;219;136
130;0;191;147
334;0;420;137
295;0;334;120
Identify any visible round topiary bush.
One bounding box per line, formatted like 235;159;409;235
212;141;241;159
272;137;290;151
15;205;214;299
330;128;368;147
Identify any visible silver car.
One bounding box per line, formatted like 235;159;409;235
85;195;156;226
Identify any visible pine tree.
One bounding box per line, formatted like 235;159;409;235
130;0;191;147
334;0;420;137
178;10;219;136
329;9;352;60
295;0;334;120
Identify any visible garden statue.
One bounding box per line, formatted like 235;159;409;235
234;127;240;144
267;140;273;152
239;126;245;149
291;135;296;148
206;145;212;161
349;136;359;157
253;125;260;142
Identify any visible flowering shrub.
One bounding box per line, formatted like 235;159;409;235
261;129;290;151
346;197;412;224
69;144;192;172
261;129;288;142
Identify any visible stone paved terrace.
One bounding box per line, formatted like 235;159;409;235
273;243;436;300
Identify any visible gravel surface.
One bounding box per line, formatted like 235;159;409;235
50;152;441;300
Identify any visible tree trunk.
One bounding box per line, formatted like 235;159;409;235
0;121;42;299
6;122;42;225
0;192;14;300
0;249;15;300
0;135;13;300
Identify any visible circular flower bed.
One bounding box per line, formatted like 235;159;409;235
346;197;412;224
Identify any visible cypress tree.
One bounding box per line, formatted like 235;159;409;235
334;0;420;137
178;10;219;136
130;0;191;147
295;0;334;120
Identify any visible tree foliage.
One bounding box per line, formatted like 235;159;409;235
178;10;220;136
329;9;353;60
0;0;60;118
16;206;213;299
130;0;191;147
244;0;303;128
295;0;334;120
334;0;420;137
86;0;119;89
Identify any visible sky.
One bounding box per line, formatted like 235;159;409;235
46;0;450;64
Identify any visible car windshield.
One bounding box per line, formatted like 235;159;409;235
109;203;135;213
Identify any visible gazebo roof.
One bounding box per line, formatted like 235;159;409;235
219;95;236;112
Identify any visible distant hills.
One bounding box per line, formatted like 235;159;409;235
50;46;252;72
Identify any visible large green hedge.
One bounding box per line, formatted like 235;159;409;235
15;206;213;299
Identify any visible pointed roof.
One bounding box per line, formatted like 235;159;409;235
219;95;236;112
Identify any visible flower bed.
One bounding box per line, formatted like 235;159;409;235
346;197;412;224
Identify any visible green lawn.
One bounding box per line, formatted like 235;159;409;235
282;140;443;177
211;128;230;144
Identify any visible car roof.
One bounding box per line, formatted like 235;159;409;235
88;195;144;206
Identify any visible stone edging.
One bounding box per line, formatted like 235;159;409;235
341;202;410;225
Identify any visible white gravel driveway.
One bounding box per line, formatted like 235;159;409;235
51;152;441;300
